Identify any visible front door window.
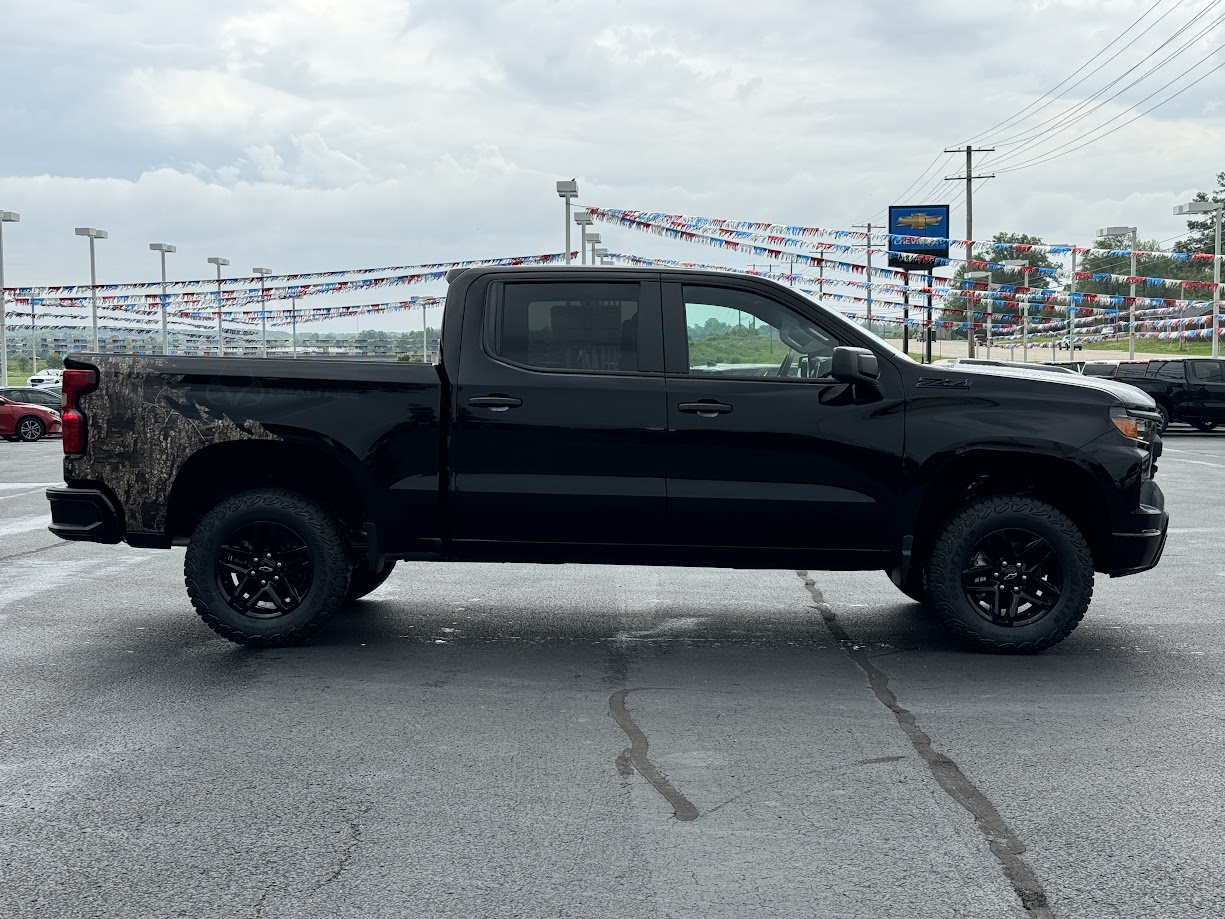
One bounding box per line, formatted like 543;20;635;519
681;285;838;381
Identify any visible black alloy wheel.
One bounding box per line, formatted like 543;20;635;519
185;489;350;646
17;416;44;442
215;521;314;619
1154;405;1170;434
926;495;1093;653
960;528;1062;627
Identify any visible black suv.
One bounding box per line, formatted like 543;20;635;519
1082;359;1225;432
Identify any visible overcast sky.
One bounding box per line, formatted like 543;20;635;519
1;0;1222;330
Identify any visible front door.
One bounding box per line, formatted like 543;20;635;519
1186;360;1225;421
662;280;904;562
450;275;668;547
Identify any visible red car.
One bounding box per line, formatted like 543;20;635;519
0;395;62;442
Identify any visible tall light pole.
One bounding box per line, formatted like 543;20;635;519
966;271;992;357
584;231;601;264
253;268;271;358
1001;260;1030;360
0;210;18;385
74;227;108;352
1098;226;1138;359
574;210;593;265
149;243;176;355
207;257;229;356
1174;201;1223;359
557;180;578;265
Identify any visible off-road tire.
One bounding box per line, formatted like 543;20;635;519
927;496;1093;654
185;489;350;647
346;560;397;604
1189;420;1218;432
16;416;44;442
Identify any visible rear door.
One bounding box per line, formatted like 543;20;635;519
660;279;905;561
449;274;668;547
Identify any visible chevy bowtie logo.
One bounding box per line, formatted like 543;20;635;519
896;213;943;230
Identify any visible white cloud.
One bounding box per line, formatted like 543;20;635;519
1;0;1222;333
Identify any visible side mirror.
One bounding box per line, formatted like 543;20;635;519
831;346;880;386
0;397;8;405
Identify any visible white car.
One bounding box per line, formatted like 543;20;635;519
26;369;64;388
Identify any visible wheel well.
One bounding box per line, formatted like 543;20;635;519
166;440;365;542
911;454;1112;573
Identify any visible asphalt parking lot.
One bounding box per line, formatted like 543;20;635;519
2;432;1223;919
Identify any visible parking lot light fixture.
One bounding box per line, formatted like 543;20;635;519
556;180;578;265
75;227;108;352
593;246;608;266
584;231;601;264
207;257;230;356
573;210;593;265
966;270;992;357
1174;201;1223;359
0;210;19;385
1098;226;1138;359
149;243;176;355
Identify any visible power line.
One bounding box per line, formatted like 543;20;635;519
994;50;1225;173
986;2;1225;169
960;0;1179;146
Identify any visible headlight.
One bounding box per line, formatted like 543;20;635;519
1110;405;1153;440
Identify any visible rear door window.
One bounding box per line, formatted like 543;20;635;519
1153;362;1186;382
489;282;643;373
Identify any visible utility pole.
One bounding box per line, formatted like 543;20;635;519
945;145;994;358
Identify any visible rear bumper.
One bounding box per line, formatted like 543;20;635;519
46;486;123;544
1109;479;1168;577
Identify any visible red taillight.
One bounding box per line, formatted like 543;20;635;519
61;368;97;455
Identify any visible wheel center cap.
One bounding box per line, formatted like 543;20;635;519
259;562;275;573
1001;568;1020;583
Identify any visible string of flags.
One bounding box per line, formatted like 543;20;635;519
586;206;1225;263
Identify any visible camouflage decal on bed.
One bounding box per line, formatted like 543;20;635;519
64;357;280;535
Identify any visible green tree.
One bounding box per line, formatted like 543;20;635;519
1173;170;1225;259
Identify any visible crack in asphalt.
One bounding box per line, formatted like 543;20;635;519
316;804;371;889
609;688;699;822
797;570;1055;918
0;540;70;564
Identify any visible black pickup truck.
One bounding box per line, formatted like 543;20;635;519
1082;358;1225;432
47;267;1168;653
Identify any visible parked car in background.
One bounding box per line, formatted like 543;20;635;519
27;368;64;388
0;396;62;442
1054;340;1083;351
934;358;1077;374
0;386;62;410
1086;359;1225;432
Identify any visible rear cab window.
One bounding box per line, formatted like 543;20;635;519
485;281;659;374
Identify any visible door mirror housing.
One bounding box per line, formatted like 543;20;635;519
831;346;880;386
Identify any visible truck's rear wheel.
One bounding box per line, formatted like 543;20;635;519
926;496;1093;654
184;489;350;646
346;560;397;603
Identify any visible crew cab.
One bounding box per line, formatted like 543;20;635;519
1082;358;1225;432
46;267;1169;652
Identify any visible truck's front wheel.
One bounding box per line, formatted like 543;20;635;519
926;496;1093;653
185;489;350;646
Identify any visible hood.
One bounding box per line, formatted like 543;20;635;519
933;363;1157;411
